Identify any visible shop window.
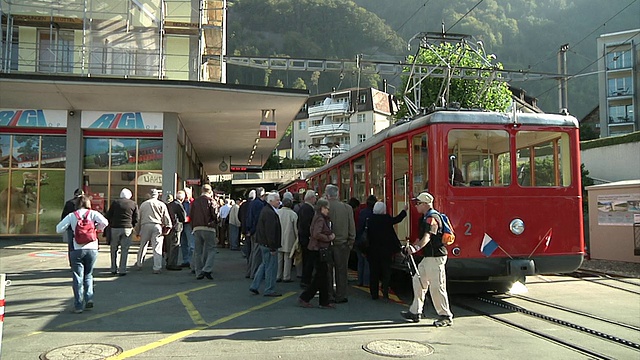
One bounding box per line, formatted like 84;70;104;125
0;135;65;235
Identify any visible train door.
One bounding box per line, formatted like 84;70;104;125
392;139;410;242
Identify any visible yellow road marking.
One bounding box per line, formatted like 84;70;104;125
178;293;207;326
3;283;216;341
107;291;296;360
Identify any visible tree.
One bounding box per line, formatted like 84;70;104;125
397;42;513;118
310;71;320;94
292;77;307;90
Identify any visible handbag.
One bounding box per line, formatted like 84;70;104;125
319;246;333;263
356;218;370;253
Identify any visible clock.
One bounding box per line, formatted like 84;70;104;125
219;160;228;172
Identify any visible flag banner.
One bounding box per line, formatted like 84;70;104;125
259;121;277;139
480;233;499;257
541;228;552;252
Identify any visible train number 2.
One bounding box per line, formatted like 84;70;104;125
464;223;472;236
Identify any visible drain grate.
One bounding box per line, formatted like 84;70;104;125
363;339;434;358
40;343;123;360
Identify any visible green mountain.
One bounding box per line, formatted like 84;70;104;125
227;0;640;118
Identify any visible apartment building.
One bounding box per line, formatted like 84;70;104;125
597;29;639;137
292;87;397;160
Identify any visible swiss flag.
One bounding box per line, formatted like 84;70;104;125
541;228;552;252
259;121;277;139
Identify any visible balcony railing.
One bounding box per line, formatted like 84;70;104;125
307;102;350;117
308;144;350;158
308;123;350;137
608;116;635;125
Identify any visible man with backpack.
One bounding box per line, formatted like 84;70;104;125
401;192;454;327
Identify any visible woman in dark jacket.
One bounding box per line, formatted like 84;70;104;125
367;201;407;300
355;195;377;286
298;199;336;309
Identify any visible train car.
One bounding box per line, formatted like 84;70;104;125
307;109;584;289
278;179;308;198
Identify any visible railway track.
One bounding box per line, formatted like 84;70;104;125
567;270;640;295
451;295;640;360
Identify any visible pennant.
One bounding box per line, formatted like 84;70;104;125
541;228;552;252
480;233;499;257
259;121;277;139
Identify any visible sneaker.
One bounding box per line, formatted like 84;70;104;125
249;288;259;295
152;269;161;274
85;301;94;309
203;272;213;280
196;274;205;280
401;311;420;323
73;309;83;314
433;316;452;327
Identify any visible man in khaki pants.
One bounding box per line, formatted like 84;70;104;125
401;191;454;327
324;184;355;303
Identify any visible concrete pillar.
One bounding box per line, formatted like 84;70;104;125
64;111;83;201
162;112;179;199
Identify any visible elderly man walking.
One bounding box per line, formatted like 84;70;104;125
325;184;356;303
246;187;267;279
106;188;139;276
249;191;282;297
190;184;219;280
135;189;172;274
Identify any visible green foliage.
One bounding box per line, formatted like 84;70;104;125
398;42;512;116
581;163;594;213
579;125;599;141
292;77;307;89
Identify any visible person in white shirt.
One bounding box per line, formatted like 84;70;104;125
56;195;108;313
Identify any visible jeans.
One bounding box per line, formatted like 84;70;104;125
180;223;195;265
229;224;240;250
250;245;278;295
356;249;370;286
69;248;98;311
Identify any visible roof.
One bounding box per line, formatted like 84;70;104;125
0;73;309;175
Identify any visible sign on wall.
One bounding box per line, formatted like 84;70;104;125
82;111;163;130
597;193;640;226
0;109;67;127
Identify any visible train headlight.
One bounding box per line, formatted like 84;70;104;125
509;219;525;235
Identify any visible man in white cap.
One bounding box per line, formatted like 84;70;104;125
401;191;453;327
135;189;172;274
106;188;139;276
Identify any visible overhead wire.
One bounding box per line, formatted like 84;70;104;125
445;0;485;33
395;0;433;33
532;31;639;101
527;0;637;71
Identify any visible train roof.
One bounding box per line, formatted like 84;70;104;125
311;110;579;177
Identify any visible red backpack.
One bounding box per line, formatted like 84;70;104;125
74;210;97;244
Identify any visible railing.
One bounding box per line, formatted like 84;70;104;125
608;116;635;124
308;144;350;158
308;123;350;136
308;102;350;117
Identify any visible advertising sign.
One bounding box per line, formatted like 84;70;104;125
82;111;163;130
0;109;67;127
597;193;640;226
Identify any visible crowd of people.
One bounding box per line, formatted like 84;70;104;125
56;184;453;327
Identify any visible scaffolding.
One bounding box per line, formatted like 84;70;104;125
0;0;225;82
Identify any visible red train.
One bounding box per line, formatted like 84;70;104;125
307;110;584;289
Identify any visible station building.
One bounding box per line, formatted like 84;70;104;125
0;0;308;238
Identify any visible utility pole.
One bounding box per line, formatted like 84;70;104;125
558;44;569;114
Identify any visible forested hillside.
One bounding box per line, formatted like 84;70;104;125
227;0;640;118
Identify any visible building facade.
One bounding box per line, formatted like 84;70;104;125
597;29;640;137
292;87;397;161
0;0;225;81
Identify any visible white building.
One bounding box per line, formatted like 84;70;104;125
292;87;398;160
597;29;640;137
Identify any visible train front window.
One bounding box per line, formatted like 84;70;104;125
516;131;571;187
448;130;510;187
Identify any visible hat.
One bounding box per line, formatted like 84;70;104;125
412;192;433;205
150;189;160;198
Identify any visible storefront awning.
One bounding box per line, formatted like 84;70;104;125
0;73;308;175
